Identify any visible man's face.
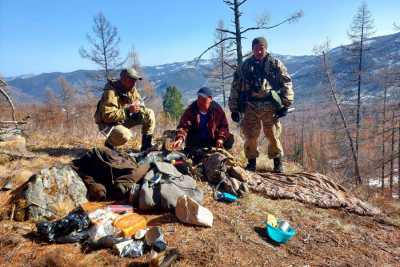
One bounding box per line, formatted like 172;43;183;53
253;43;267;60
197;95;212;111
121;75;137;91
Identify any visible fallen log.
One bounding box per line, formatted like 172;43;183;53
230;167;380;216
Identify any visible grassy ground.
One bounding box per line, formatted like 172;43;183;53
0;135;399;266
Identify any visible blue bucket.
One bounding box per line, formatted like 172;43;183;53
265;221;296;244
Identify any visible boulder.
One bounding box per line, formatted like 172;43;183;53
23;165;88;221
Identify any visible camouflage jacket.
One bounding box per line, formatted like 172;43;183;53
228;54;294;113
94;79;142;125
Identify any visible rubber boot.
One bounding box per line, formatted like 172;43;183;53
141;134;153;151
273;157;283;173
246;158;256;172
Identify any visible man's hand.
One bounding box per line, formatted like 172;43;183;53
128;103;140;114
276;107;288;118
231;112;240;123
216;138;224;148
172;137;184;149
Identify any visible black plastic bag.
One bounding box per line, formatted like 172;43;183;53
36;209;90;243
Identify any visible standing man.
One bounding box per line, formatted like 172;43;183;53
94;68;155;151
229;37;294;172
173;87;234;151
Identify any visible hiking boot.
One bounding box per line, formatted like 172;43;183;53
141;134;153;151
273;157;283;173
246;158;256;172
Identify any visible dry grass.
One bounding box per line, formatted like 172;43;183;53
1;187;399;267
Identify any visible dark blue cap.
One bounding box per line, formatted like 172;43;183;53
197;87;213;98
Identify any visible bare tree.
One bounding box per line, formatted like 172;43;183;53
80;12;124;80
127;45;141;72
376;66;400;194
208;20;235;107
315;42;361;184
381;85;388;192
58;76;77;122
347;2;375;167
0;78;16;122
197;0;303;67
389;111;396;197
394;21;400;31
126;46;155;98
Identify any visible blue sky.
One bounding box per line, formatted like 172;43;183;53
0;0;399;76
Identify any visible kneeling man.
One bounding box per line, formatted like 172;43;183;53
173;87;234;151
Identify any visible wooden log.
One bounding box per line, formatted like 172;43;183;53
236;168;381;216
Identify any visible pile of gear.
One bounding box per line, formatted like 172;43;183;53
11;137;246;264
35;204;181;265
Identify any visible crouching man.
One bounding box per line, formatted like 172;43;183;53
172;87;234;152
94;68;156;151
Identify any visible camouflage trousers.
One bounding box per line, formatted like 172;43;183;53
105;107;156;147
241;102;283;159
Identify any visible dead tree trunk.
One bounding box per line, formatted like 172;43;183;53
390;111;395;197
232;0;243;66
196;1;302;67
381;86;387;192
322;52;361;184
355;17;364;164
0;80;16;122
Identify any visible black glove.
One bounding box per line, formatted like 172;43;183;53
276;107;288;118
231;112;240;123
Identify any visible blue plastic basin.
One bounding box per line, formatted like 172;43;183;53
265;221;296;244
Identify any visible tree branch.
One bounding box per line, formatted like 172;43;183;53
196;37;237;65
238;0;248;7
223;0;234;7
241;10;303;35
216;28;236;35
394;22;400;31
224;60;237;70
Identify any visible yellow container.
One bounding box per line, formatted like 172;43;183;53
266;213;278;228
113;213;147;237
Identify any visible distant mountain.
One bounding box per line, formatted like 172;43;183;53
5;32;400;104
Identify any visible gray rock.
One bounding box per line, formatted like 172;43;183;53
24;165;88;221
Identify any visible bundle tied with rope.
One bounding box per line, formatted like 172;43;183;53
201;149;249;199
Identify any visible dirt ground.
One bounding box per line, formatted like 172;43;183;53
0;138;400;267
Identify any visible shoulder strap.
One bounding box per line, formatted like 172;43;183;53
264;55;281;91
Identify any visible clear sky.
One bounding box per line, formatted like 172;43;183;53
0;0;399;76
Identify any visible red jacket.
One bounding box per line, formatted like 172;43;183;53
176;101;230;144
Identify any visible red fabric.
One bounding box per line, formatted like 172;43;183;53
176;101;230;142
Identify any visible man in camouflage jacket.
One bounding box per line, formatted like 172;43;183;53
95;68;155;151
229;37;294;172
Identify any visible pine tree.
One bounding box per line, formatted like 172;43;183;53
162;86;184;120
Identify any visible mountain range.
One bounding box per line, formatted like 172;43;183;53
4;32;400;105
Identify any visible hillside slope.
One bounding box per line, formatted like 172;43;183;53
0;136;399;266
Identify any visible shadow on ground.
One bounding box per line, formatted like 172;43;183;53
30;147;88;158
254;226;281;247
